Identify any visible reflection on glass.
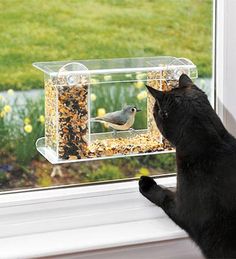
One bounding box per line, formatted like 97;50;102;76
0;0;213;192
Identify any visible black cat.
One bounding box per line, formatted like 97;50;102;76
139;74;236;258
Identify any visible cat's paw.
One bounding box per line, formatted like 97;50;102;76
139;176;157;193
139;176;165;206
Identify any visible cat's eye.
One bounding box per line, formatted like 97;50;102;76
158;110;168;119
175;96;182;103
160;110;168;119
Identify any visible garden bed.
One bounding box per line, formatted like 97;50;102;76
0;89;176;191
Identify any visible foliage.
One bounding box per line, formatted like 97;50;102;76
86;164;125;182
36;170;52;187
138;153;176;172
12;96;45;165
0;170;9;187
0;92;45;166
0;95;12;149
135;167;150;178
0;0;212;91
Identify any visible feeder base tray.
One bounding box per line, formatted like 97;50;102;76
36;137;175;164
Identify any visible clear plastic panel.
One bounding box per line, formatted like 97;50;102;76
44;73;58;153
34;56;197;164
33;56;197;78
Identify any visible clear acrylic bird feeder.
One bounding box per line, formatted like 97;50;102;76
33;57;198;164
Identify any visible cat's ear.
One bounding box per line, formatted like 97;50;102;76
179;74;193;88
146;85;164;100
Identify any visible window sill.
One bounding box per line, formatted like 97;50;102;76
0;176;201;258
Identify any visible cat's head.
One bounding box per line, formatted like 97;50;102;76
146;74;209;146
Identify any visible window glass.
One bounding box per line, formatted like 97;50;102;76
0;0;213;191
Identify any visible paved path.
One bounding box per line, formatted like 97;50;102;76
0;78;213;106
0;89;44;105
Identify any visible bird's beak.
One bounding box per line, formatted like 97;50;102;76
136;108;142;112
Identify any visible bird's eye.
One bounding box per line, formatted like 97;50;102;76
131;108;135;112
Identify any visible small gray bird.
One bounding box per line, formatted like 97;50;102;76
92;105;141;131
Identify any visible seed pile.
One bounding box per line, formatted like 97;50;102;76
58;83;89;160
88;133;173;158
45;80;57;152
45;77;90;160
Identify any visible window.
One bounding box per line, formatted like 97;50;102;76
3;0;236;258
0;0;213;192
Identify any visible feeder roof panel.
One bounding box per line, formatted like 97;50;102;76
33;56;196;76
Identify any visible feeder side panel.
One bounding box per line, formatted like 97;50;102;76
147;69;175;148
45;80;58;153
147;71;163;142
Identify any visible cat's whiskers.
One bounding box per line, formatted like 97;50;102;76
163;95;175;112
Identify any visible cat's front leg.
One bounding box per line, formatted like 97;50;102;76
139;176;184;228
139;176;169;206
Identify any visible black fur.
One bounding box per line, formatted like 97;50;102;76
139;74;236;258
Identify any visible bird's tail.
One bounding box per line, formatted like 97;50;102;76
90;117;105;123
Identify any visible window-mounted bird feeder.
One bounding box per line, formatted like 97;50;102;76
33;57;197;164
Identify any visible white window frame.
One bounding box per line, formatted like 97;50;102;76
0;1;233;258
215;0;236;136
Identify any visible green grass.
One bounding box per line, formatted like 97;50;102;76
0;0;212;91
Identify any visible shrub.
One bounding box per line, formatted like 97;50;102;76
86;164;124;182
11;95;45;165
0;94;13;150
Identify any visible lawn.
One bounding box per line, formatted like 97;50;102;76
0;0;212;91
